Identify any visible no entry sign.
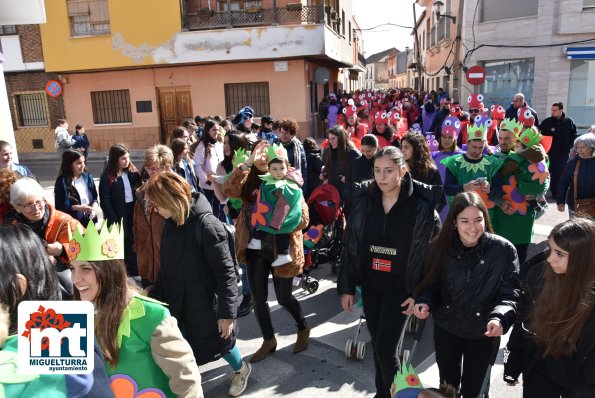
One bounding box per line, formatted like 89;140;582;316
46;80;63;97
466;65;486;86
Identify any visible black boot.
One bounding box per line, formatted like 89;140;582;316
237;294;254;317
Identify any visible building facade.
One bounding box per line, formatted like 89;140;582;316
30;0;357;151
462;0;595;129
365;47;397;90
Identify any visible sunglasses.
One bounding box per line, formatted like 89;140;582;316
469;109;481;113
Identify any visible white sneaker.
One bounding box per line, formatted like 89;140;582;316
247;239;262;250
229;361;252;397
271;254;292;267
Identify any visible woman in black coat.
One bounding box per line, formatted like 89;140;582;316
146;172;251;397
302;137;323;199
321;126;360;200
414;191;520;397
338;146;442;398
99;144;141;276
504;218;595;397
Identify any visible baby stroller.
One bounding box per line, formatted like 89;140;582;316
301;184;345;293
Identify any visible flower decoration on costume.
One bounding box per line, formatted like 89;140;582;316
67;239;81;261
405;373;419;386
502;175;528;215
102;239;120;258
528;162;550;185
251;189;272;228
391;361;423;398
109;374;166;398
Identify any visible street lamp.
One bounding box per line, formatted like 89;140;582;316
433;1;456;23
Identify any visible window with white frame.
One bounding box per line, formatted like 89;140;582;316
481;0;537;22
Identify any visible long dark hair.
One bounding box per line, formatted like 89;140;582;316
201;119;218;158
58;149;85;201
221;131;249;173
106;144;135;177
414;192;493;297
75;124;84;135
0;224;60;333
324;126;357;173
530;218;595;358
74;259;135;368
371;123;395;142
170;138;188;163
401;132;436;180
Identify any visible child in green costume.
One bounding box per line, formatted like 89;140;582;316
248;144;304;267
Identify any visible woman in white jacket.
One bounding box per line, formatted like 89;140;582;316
194;118;225;220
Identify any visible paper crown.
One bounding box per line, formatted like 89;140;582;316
232;148;250;168
375;111;389;125
390;361;423;398
519;126;542;148
468;93;485;110
67;220;125;262
467;124;488;141
266;143;288;163
343;105;358;118
441;116;461;138
490;104;506;120
473;114;492;129
517;106;536;127
499;118;524;137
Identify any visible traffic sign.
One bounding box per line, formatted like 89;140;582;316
466;65;486;86
46;80;63;97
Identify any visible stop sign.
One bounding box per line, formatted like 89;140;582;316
466;65;486;85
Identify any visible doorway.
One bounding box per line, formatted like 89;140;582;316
157;87;193;143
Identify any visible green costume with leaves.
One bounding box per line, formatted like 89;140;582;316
252;174;303;234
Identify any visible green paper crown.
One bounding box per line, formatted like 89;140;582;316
266;143;288;163
67;220;125;262
467;124;487;141
232;148;250;168
499;118;524;137
519;127;542;148
390;361;423;398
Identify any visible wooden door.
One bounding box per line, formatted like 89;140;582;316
157;87;193;143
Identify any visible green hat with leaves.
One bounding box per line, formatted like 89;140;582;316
467;124;487;141
66;220;124;262
266;143;288;163
519;126;542;148
232;148;250;168
390;361;423;398
499;118;524;137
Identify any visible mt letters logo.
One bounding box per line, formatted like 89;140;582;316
18;301;94;374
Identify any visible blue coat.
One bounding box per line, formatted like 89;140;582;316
72;133;90;157
54;173;98;226
556;156;595;210
99;169;141;224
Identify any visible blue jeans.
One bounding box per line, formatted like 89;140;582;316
240;263;250;295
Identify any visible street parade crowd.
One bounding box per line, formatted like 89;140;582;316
0;87;595;398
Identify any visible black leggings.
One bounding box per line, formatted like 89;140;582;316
246;254;306;340
361;282;408;398
434;324;500;397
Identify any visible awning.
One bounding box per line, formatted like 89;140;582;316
566;47;595;60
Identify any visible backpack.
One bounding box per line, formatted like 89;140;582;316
195;212;241;282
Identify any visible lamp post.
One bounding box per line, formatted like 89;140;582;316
433;0;463;102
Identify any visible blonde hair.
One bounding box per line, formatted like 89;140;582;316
144;145;174;169
145;172;192;226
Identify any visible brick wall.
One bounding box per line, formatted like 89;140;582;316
17;25;44;63
5;71;65;152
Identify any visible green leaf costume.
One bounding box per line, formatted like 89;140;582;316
251;174;303;234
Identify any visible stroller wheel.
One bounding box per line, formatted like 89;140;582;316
356;341;366;360
306;280;319;294
345;339;354;359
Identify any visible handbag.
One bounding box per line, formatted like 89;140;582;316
573;160;595;218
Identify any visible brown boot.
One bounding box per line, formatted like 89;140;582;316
292;324;310;353
250;338;277;363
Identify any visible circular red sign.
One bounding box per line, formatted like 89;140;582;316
45;80;63;97
466;65;486;86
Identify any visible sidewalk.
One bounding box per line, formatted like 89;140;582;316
18;149;146;163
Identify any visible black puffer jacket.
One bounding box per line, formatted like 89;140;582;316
337;176;442;296
343;155;374;211
416;233;520;340
150;192;238;365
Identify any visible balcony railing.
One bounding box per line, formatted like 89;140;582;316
185;5;325;31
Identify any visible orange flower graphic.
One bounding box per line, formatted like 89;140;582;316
406;373;420;386
110;374;166;398
67;239;81;261
528;162;549;185
102;239;119;258
502;175;528;215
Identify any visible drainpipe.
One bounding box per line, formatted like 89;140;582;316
451;0;465;102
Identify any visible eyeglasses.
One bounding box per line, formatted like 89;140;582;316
145;166;165;173
469;109;481;113
18;200;44;211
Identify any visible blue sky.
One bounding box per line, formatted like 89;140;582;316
353;0;424;56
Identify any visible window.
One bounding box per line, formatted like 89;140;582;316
349;21;352;43
584;0;595;10
341;10;345;36
0;25;17;35
218;0;240;11
224;82;270;117
481;0;537;22
91;90;132;124
14;93;49;127
480;58;535;111
568;59;595;129
67;0;111;37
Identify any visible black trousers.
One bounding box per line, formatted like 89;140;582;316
246;253;306;340
523;367;570;398
434;324;499;397
123;201;137;276
361;281;408;398
548;153;569;197
253;230;290;256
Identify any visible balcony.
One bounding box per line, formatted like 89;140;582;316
185;5;325;31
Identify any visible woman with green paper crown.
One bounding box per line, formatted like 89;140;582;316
248;143;304;267
68;220;203;398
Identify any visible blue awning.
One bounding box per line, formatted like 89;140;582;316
566;47;595;59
